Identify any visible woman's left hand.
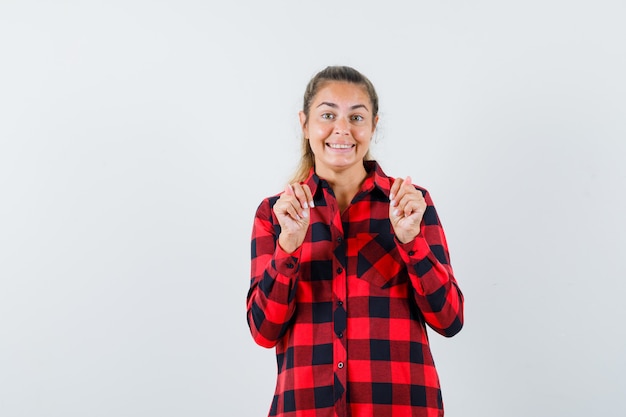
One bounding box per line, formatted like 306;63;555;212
389;176;427;244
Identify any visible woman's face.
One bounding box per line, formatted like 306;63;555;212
300;81;378;178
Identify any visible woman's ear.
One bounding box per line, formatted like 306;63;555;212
299;111;308;135
372;114;379;132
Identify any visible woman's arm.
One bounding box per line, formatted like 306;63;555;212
396;190;464;337
247;198;301;348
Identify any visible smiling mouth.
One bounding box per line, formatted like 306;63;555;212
326;143;355;149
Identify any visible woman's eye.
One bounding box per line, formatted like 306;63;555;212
321;113;334;120
351;115;364;121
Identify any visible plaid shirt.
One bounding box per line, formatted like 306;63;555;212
247;161;464;417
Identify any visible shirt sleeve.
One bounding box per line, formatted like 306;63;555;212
246;198;301;348
395;189;464;337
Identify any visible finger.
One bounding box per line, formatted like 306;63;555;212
395;175;414;195
390;205;403;220
402;199;423;218
290;183;311;217
392;176;413;207
399;177;421;204
286;204;302;221
302;184;314;208
287;183;308;214
389;177;404;205
291;183;309;209
392;197;412;218
399;176;416;197
275;199;300;221
279;185;303;220
390;193;408;218
395;192;425;217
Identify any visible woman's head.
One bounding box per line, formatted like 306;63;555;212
291;66;379;183
302;66;379;126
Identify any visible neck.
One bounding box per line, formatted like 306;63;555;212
316;163;368;212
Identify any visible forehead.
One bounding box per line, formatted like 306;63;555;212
313;81;371;108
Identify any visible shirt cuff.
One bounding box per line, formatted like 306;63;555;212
273;243;303;277
395;234;431;263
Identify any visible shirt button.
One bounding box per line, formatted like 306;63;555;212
338;362;344;369
336;267;343;274
286;263;294;269
337;236;343;243
338;333;343;338
408;251;415;256
337;300;343;306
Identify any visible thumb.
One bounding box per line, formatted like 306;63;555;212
284;184;294;196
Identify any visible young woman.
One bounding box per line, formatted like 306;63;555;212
247;66;464;417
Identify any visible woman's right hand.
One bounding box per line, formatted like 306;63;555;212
273;183;314;253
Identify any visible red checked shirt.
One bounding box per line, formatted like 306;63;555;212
247;161;464;417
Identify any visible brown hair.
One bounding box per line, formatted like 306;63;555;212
290;66;379;183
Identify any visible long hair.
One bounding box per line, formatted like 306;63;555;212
290;66;379;183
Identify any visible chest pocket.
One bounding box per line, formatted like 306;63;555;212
354;232;407;288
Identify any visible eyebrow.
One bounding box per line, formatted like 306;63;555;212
316;102;370;111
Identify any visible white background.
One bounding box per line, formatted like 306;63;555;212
1;1;625;416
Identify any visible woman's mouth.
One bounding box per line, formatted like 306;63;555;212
326;143;354;149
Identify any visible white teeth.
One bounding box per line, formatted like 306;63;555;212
328;143;353;149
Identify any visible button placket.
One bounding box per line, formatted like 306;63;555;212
329;197;347;408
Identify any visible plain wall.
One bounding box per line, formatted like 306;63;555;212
1;1;625;416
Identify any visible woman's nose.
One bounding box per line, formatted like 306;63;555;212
334;117;349;135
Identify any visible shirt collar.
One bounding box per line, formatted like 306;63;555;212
303;160;393;199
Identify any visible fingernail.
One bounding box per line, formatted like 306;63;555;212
390;200;396;207
303;202;308;209
389;193;394;200
309;201;315;208
393;209;400;216
302;210;308;218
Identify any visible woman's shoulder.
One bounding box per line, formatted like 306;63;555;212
254;190;284;218
372;161;432;197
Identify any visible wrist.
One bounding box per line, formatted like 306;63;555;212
395;231;419;244
278;234;302;254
